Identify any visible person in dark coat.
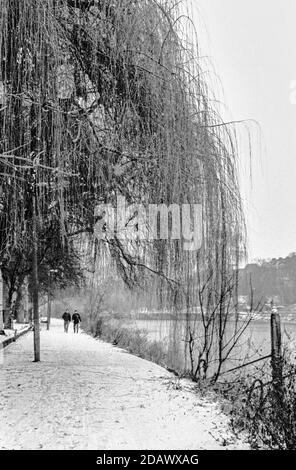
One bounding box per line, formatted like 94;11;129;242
62;309;71;333
72;310;81;333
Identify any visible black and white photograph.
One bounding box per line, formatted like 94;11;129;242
0;0;295;457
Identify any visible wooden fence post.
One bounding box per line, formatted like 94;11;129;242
270;311;283;401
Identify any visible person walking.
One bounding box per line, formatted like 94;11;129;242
72;310;81;333
62;309;71;333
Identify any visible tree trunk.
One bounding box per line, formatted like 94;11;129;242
15;287;25;323
0;269;4;333
32;191;40;362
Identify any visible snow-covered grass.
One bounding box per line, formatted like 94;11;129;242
0;322;31;345
0;320;248;450
85;317;168;369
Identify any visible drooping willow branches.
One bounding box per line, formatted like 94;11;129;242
0;0;246;368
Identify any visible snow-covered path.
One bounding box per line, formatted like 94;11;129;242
0;320;247;450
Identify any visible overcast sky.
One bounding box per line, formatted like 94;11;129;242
195;0;296;262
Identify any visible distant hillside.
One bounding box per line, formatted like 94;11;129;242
239;253;296;306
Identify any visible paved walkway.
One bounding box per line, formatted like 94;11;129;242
0;320;247;450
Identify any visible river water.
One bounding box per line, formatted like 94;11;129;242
123;317;296;377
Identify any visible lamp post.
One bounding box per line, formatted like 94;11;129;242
47;287;51;331
47;269;58;330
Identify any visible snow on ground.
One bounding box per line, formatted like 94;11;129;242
0;319;248;450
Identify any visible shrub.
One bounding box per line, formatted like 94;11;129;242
229;360;296;449
89;316;168;368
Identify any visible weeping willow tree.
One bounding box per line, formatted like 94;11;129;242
0;0;245;372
